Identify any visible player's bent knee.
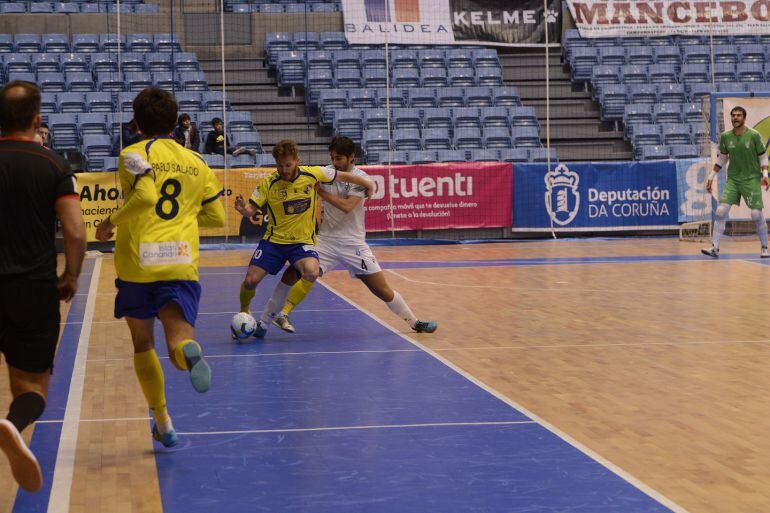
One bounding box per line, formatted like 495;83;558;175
751;209;764;222
301;270;319;283
715;204;731;220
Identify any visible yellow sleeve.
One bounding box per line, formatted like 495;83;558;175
305;165;337;184
202;166;224;205
109;174;157;225
249;176;270;208
198;198;226;228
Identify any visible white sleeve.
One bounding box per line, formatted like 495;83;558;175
320;165;337;182
122;152;152;176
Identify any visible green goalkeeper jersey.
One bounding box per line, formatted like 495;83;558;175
719;127;766;183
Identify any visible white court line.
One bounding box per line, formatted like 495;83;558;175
86;348;421;363
318;280;691;513
47;257;101;513
178;420;535;436
61;307;359;325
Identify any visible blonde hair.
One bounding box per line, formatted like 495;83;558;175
272;139;300;160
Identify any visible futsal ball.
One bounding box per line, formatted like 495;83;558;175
230;312;257;341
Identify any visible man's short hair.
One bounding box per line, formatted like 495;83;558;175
328;136;356;157
211;117;223;125
39;122;48;129
272;139;300;160
0;81;41;134
731;106;747;118
132;87;178;137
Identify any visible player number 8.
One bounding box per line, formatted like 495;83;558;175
156;178;182;220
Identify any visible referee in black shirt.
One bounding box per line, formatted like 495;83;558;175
0;81;85;492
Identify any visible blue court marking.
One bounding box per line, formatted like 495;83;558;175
11;260;95;513
152;269;677;512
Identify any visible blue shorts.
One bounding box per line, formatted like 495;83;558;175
249;239;319;275
114;279;202;326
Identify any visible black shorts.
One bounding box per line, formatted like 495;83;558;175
0;278;60;373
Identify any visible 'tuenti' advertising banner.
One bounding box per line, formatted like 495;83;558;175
513;161;679;231
361;163;513;231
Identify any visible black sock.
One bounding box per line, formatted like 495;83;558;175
6;392;46;433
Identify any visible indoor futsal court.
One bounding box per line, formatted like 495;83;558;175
3;237;770;513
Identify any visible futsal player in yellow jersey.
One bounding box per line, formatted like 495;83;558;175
95;88;225;447
234;139;373;336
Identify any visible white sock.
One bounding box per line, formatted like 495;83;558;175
712;203;730;251
386;291;418;328
156;418;174;434
260;281;292;325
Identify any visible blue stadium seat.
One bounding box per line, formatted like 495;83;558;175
681;103;702;124
483;126;513;149
363;68;387;88
678;36;707;46
392;108;421;130
448;67;475;87
511;106;539;128
311;3;337;13
690;123;709;145
174;53;201;72
1;3;26;13
90;53;118;73
421;68;447;88
153;72;181;92
681;63;710;84
79;113;108;136
649;64;678;84
738;63;764;82
599;47;626;66
437;87;464;108
436;149;467;163
739;44;765;63
632;124;662;149
418;49;446;69
276;51;306;86
529;148;559;163
126;72;152;92
627;46;654;66
713;45;739;64
176;91;203;112
38;72;66;93
348;89;377;109
318;90;348;125
670;144;700;159
476;67;502;87
32;54;60;73
333;108;364;141
101;156;119;172
621;64;649;84
467;149;498;162
58;92;86;113
623;104;654;132
231;131;261;151
683;45;711;64
180;71;208;91
452;107;481;129
334;68;361;89
0;35;12;53
570;47;599;81
320;32;347;51
333;50;361;71
121;53;146;73
30;2;54;13
734;35;760;45
307;50;332;72
99;34;126;52
48;113;79;150
653;103;683;124
361;50;386;70
96;71;124;92
687;83;713;102
409;150;437;164
72;34;99;53
146;53;173;73
499;148;529;162
227;111;253;132
58;53;88;73
407;88;436;108
381;150;408;165
7;72;36;84
391;49;418;70
652;46;681;66
4;54;32;74
293;32;320;51
714;63;737;82
14;34;41;53
392;129;422;151
260;3;284;13
392;68;420;88
511;127;541;147
78;3;102;13
480;107;510;129
491;87;518;107
423;108;452;130
453;127;483;149
658;83;687;103
42;34;69;52
446;48;472;69
265;32;293;56
201;91;232;111
422;127;451;150
40;93;58;113
127;34;154;53
640;145;669;160
378;88;407;108
591;65;621;97
307;69;334;104
472;49;500;68
600;85;628;121
86;92;114;112
716;82;745;93
363;109;388;131
155;34;181;52
745;81;770;92
661;123;691;145
362;129;390;163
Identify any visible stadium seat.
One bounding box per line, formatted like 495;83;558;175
499;148;530;162
381;150;408;165
205;155;225;169
362;129;390;163
681;63;710;84
640;145;669;160
480;107;510;129
627;47;654;66
713;63;737;82
392;68;420;88
101;156;119;172
363;68;387;88
363;109;388;131
653;103;683;124
661;123;692;145
229;154;257;168
293;32;320;51
227;111;254;132
231;131;261;151
529;147;559;163
48;113;79;150
378;88;408;108
511;106;539;128
333;108;364;141
0;3;26;13
201;91;231;111
318;90;347;125
174;53;201;72
624;104;654;133
448;67;475;87
683;45;711;64
419;49;446;69
670;144;700;159
423;108;453;130
42;34;69;53
392;108;421;131
155;34;182;52
320;32;347;51
79;113;109;136
446;48;472;69
5;54;32;74
483;126;513;149
491;87;519;107
599;47;626;66
453;127;483;149
437;87;465;108
30;2;54;13
600;85;629;120
453;107;481;129
393;129;422;151
333;50;361;71
739;44;765;63
38;72;66;93
14;34;41;53
86;92;114;112
632;124;662;149
127;34;154;53
146;53;173;73
126;72;152;92
391;49;418;70
7;72;36;84
307;69;334;103
90;53;118;73
153;72;181;92
72;34;99;53
409;150;437;164
96;71;124;92
421;68;447;88
713;45;739;64
180;71;208;91
348;89;377;109
121;53;146;73
436;149;467;163
40;93;58;114
472;49;500;68
649;64;678;84
407;88;436;108
738;63;765;82
58;92;86;113
621;64;649;85
652;46;681;66
687;83;713;102
176;91;203;112
476;67;503;87
0;35;13;53
422;127;451;150
658;83;687;103
361;50;386;70
570;47;599;81
511;127;541;147
334;68;361;89
466;149;497;162
99;34;126;52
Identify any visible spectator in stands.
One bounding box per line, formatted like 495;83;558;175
172;114;200;151
204;117;256;157
111;119;142;156
37;123;49;149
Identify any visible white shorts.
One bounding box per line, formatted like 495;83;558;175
317;239;382;278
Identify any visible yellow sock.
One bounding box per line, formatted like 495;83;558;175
133;350;169;425
171;339;199;371
239;281;255;313
282;278;315;315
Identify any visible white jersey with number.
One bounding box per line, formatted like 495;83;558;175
318;165;368;244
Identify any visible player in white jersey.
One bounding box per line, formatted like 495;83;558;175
259;136;437;335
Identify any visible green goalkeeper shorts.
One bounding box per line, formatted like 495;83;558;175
721;178;764;210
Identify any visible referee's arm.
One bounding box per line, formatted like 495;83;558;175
55;196;86;301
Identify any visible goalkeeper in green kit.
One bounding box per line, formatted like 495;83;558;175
702;106;770;258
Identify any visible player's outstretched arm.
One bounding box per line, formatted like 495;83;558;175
55;196;86;301
234;194;259;217
198;196;226;228
335;171;374;196
317;187;363;214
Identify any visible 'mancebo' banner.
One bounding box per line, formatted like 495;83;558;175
567;0;770;37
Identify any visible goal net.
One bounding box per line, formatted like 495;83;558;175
679;92;770;242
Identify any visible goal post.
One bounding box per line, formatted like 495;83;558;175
679;91;770;242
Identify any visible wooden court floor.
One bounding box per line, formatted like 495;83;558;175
3;237;770;512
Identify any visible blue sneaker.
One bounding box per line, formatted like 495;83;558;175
182;342;211;393
152;423;178;448
412;320;437;333
253;321;267;339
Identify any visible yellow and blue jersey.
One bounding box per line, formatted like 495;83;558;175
114;137;224;283
249;165;336;245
